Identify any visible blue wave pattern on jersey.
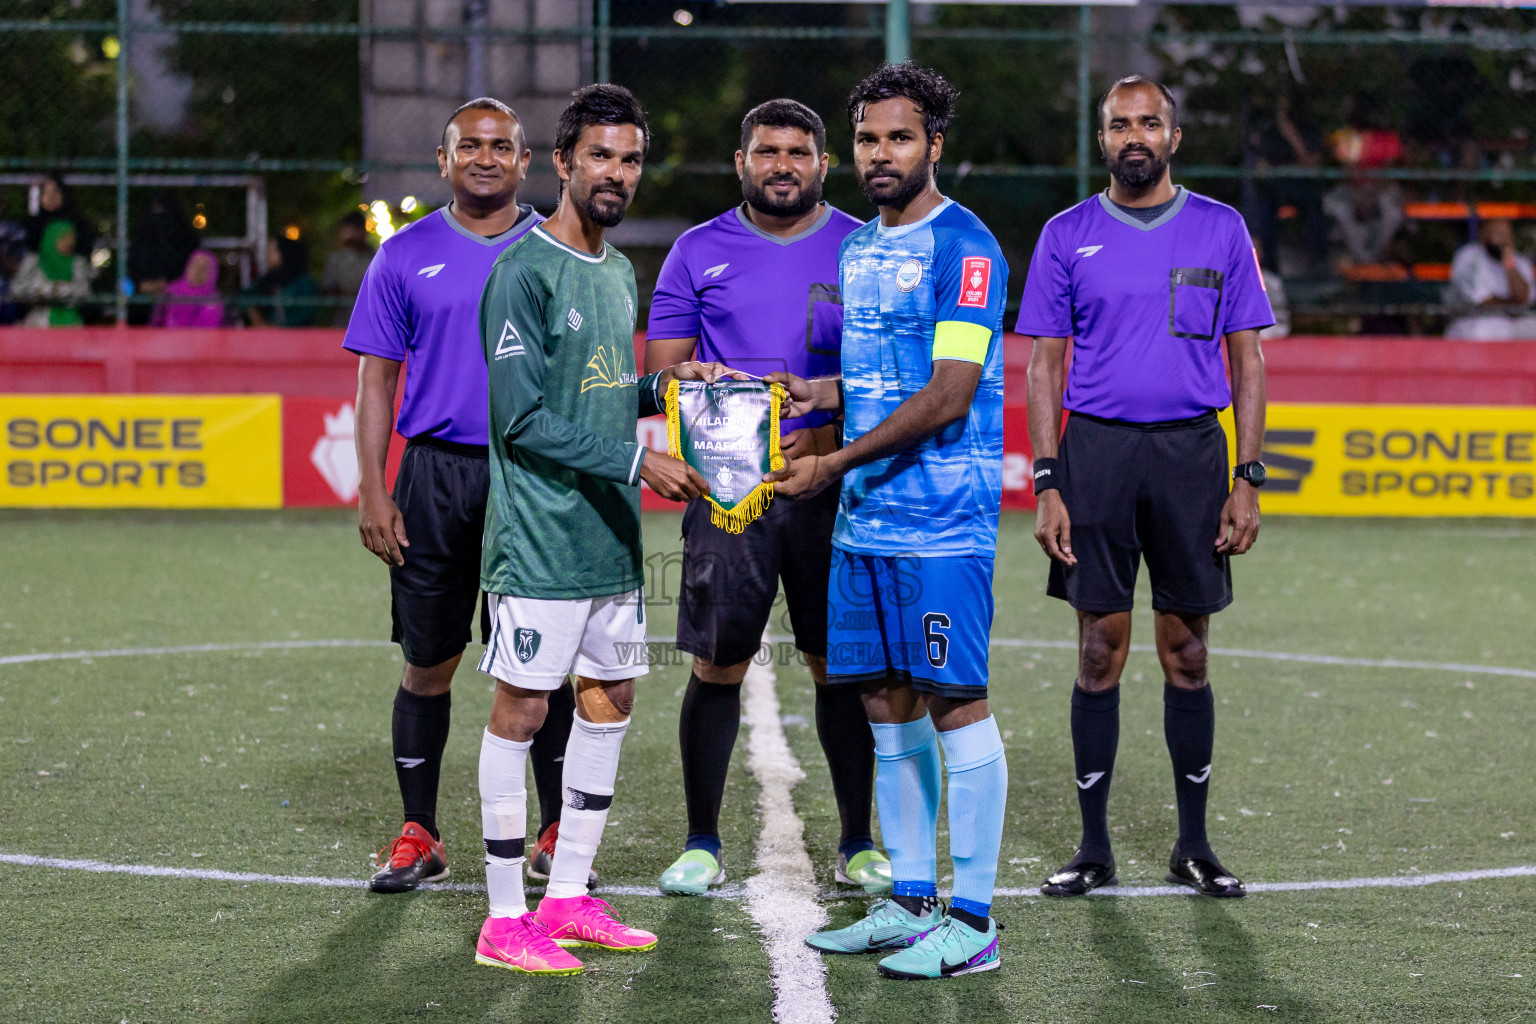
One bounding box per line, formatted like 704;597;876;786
834;200;1007;557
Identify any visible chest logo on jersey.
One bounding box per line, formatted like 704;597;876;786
1075;245;1103;259
582;345;638;393
567;308;584;331
895;258;924;292
703;263;729;279
417;263;446;278
494;320;525;359
958;256;992;308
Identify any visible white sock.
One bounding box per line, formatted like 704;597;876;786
480;728;533;918
545;715;629;900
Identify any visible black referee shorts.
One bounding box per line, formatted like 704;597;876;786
389;436;492;668
1047;410;1233;617
675;485;838;668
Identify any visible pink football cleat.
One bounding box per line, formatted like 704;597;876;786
475;913;583;976
534;894;658;952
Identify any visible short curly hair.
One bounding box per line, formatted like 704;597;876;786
555;84;650;164
846;61;958;143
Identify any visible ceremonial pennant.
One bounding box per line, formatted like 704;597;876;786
664;378;786;533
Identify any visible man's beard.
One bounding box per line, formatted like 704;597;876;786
742;172;823;218
857;162;932;210
1107;143;1170;191
578;183;632;227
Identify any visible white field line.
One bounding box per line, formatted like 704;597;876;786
3;636;1532;680
740;652;837;1024
5;852;1534;902
0;853;732;898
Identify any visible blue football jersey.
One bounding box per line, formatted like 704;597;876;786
834;199;1008;557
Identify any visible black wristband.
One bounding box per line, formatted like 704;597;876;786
1032;457;1061;494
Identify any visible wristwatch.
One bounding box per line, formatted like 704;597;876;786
1233;461;1267;487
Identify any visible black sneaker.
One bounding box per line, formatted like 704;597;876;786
368;821;449;893
1166;850;1245;898
1041;854;1117;897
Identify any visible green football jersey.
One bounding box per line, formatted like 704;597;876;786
478;224;663;599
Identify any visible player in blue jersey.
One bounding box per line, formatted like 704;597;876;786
346;98;581;892
767;63;1009;981
645;99;889;896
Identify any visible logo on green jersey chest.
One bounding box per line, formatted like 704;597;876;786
581;344;638;393
514;628;541;664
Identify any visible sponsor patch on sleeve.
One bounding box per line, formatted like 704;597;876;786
958;256;992;308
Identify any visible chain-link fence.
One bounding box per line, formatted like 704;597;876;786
4;1;1536;334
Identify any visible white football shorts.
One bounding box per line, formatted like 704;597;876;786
477;589;649;691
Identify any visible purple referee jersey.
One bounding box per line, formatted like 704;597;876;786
647;203;861;432
342;204;543;446
1015;187;1273;422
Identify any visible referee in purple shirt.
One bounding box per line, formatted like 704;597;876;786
1018;77;1273;898
645;100;890;895
346;99;579;893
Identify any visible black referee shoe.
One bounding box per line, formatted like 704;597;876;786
1166;849;1245;898
1041;855;1117;897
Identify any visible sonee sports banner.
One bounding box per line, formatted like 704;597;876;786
2;395;281;508
1221;403;1536;517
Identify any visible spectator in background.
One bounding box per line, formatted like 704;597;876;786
24;174;96;256
1245;93;1328;276
1444;219;1536;341
129;190;200;326
244;236;319;327
151;249;224;329
1251;235;1290;339
321;211;374;326
1323;178;1405;268
12;220;92;326
0;195;28;324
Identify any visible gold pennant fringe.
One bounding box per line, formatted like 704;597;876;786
664;377;786;534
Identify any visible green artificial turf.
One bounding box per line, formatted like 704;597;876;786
2;511;1533;1023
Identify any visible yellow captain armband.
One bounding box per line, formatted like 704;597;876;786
932;320;991;364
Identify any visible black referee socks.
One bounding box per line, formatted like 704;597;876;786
679;672;742;856
1164;682;1217;862
530;679;577;839
392;686;452;840
1070;685;1120;863
815;683;876;856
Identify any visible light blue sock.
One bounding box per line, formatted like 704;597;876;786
870;716;942;894
938;716;1008;917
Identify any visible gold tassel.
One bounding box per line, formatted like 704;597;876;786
664;378;683;458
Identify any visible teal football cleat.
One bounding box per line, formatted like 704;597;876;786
805;898;942;955
835;849;893;893
658;849;725;895
877;914;1000;980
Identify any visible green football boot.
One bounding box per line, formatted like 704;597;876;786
835;849;893;893
658;848;725;895
877;914;1000;980
805;898;942;955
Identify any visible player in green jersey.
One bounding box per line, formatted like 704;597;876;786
470;84;730;977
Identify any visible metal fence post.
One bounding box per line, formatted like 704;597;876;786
1076;4;1091;201
596;0;611;84
886;0;910;65
115;0;130;324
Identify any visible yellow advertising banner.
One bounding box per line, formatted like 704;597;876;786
1218;403;1536;516
1;395;282;508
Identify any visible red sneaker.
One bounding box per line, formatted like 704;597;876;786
368;821;448;893
525;822;598;888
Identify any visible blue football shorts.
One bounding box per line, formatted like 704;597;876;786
825;549;994;700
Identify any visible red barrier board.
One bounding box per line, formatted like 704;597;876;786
5;328;1534;511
